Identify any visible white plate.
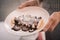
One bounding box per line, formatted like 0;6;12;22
4;6;49;36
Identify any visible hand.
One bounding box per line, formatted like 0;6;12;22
42;11;60;32
18;0;43;9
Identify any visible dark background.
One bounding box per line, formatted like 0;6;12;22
42;0;60;40
0;0;60;40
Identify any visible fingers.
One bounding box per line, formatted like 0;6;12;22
18;0;39;9
48;12;60;31
42;12;60;32
18;1;30;9
48;18;59;31
51;12;60;21
42;18;53;32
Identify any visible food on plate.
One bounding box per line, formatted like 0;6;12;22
11;15;43;32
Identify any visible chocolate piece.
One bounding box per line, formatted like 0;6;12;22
21;24;29;31
38;17;42;19
12;25;20;31
29;24;32;30
18;23;22;26
34;25;37;30
23;24;26;26
14;18;19;25
35;16;37;19
28;24;34;32
22;27;28;31
29;29;34;32
33;28;37;31
29;27;37;32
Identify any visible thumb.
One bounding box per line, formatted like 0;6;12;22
18;0;39;9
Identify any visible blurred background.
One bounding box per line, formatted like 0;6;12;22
0;0;60;40
0;0;28;21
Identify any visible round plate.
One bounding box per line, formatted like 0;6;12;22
4;6;49;36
